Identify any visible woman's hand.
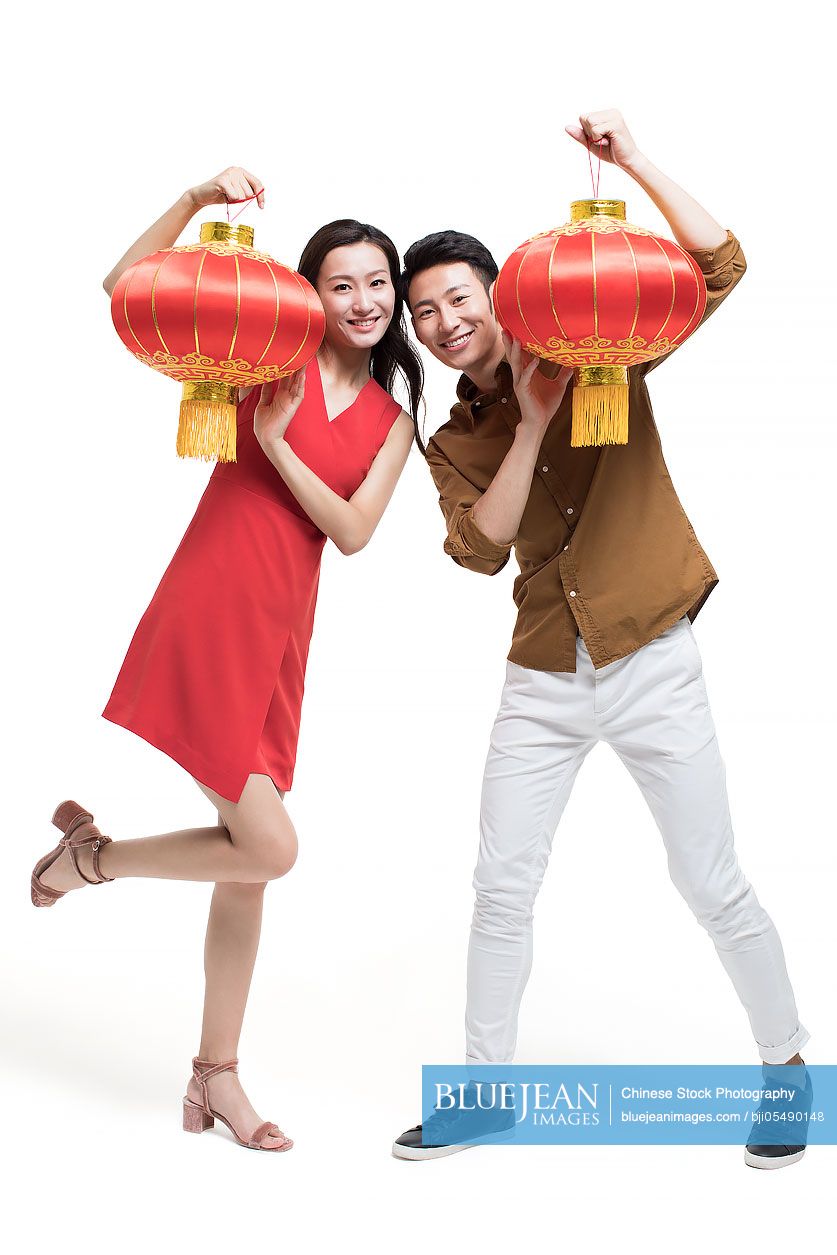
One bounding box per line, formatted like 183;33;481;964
564;109;641;172
502;332;573;431
187;166;265;212
253;368;307;450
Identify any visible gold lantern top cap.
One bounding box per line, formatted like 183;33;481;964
570;199;626;222
199;221;255;248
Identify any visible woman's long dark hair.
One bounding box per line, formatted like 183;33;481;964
298;219;425;454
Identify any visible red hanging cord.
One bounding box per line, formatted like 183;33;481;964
224;189;263;225
585;134;606;198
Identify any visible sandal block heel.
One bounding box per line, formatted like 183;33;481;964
31;800;114;908
183;1098;214;1133
52;800;93;833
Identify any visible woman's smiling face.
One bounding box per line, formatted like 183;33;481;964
316;241;395;350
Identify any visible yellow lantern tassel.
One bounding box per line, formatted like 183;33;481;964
177;382;239;462
570;366;630;448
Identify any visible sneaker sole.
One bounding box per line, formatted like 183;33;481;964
391;1124;514;1161
744;1146;806;1169
392;1141;473;1161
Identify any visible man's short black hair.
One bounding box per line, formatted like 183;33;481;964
401;230;499;309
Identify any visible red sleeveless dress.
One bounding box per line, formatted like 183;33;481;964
102;359;402;802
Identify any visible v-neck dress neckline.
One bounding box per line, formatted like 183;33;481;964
311;355;374;425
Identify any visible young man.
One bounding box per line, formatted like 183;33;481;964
392;111;810;1169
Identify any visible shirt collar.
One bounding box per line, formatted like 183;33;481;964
456;358;514;426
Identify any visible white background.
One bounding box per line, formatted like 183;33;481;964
4;0;834;1247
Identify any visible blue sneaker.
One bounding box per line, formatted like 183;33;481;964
744;1061;812;1170
392;1084;516;1160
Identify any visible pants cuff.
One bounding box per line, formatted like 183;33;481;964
757;1022;810;1064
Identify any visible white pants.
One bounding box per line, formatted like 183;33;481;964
467;616;809;1067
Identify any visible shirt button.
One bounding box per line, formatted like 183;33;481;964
563;544;569;551
566;507;574;515
569;590;577;597
501;397;508;404
541;465;548;472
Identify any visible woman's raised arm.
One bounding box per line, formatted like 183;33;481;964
102;166;265;297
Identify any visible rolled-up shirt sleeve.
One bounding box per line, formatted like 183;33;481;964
636;228;747;378
425;440;512;576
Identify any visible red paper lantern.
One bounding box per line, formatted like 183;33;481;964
494;199;708;446
111;221;326;461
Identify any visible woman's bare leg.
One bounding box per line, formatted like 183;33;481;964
40;772;296;1147
39;772;297;892
187;778;290;1149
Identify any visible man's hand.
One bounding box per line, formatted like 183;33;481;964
565;109;641;172
503;332;573;431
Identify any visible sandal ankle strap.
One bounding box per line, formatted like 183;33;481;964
191;1056;239;1114
192;1056;239;1079
63;828;115;885
89;835;114;883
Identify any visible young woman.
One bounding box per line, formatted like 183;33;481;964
31;166;422;1153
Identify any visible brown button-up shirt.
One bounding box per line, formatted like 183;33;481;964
425;229;747;672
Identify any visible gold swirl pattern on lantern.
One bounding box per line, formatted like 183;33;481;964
524;332;677;367
523;218;661;244
131;350;297;384
174;242;283;264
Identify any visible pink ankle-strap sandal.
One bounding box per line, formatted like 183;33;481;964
182;1057;293;1152
31;800;115;907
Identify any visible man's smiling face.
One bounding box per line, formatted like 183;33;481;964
408;262;500;375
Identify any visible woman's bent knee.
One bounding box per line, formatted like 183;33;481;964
259;832;298;881
221;779;299;881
